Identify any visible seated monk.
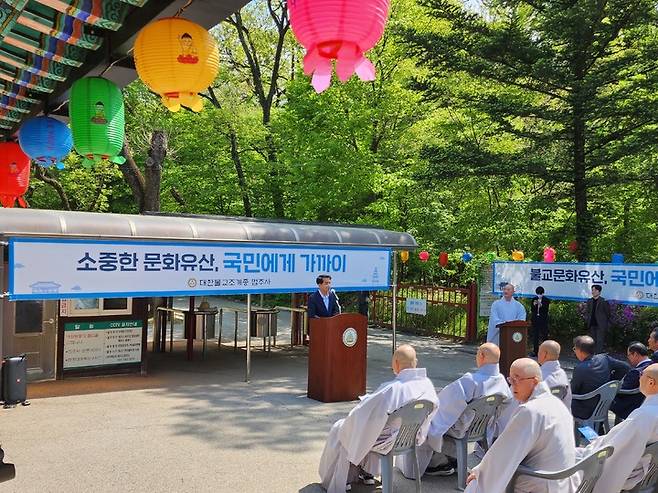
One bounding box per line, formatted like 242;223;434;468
576;363;658;493
318;344;438;493
539;340;572;408
465;358;577;493
398;342;512;478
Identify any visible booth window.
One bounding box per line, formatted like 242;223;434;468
68;298;132;316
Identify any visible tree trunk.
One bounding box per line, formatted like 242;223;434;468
120;139;146;212
33;166;71;210
144;131;166;212
573;107;590;261
228;127;253;217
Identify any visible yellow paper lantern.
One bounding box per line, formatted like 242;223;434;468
399;250;409;263
134;17;219;112
512;250;525;261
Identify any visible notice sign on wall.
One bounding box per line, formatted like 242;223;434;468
405;298;427;315
63;320;142;369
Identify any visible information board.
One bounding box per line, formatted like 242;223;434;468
405;298;427;316
63;320;142;369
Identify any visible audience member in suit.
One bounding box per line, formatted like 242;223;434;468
611;342;653;422
648;329;658;363
585;284;611;354
570;335;630;420
307;274;340;319
530;286;550;357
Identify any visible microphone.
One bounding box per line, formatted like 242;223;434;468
331;288;342;314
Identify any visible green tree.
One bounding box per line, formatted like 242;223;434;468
403;0;658;260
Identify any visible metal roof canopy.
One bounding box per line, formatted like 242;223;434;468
0;208;418;248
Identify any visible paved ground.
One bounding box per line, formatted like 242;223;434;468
1;298;580;493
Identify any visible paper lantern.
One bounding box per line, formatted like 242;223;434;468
485;252;497;262
461;252;473;263
418;251;429;262
399;250;409;263
18;116;72;170
543;246;556;263
69;77;126;168
568;240;578;254
289;0;390;93
0;142;30;208
439;251;449;267
512;250;525;261
612;253;625;264
134;18;219;112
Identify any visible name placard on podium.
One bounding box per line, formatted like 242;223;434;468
307;313;368;403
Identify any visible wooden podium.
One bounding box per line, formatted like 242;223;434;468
307;313;368;403
499;320;531;378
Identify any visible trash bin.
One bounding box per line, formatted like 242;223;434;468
195;310;217;340
2;355;27;407
250;309;278;338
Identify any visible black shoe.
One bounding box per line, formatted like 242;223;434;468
425;463;456;476
359;472;375;485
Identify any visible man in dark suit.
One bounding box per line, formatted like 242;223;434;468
585;284;611;354
611;342;653;422
648;329;658;363
530;286;550;357
570;335;630;420
307;275;340;319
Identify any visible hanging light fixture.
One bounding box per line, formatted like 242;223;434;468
69;77;126;168
18;116;72;170
134;17;220;112
289;0;390;93
0;142;30;208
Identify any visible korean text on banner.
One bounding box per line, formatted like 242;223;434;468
9;238;391;300
493;261;658;306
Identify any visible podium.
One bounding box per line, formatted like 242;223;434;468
307;313;368;403
499;320;530;378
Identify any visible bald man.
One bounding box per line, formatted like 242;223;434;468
538;340;572;408
399;343;512;479
318;345;438;493
465;358;577;493
576;363;658;493
487;284;526;345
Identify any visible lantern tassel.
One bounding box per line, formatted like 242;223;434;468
354;57;376;82
17;196;27;208
304;48;332;93
111;156;126;165
0;195;15;208
55;162;65;170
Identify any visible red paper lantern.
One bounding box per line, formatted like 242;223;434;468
439;251;449;267
288;0;390;93
568;240;578;254
418;251;429;262
0;142;30;208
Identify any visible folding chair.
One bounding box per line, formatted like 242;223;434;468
622;442;658;493
373;399;434;493
443;394;507;490
505;446;614;493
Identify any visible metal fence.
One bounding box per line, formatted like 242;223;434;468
370;283;478;341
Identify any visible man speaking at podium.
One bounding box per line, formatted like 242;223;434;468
487;283;527;346
308;275;341;319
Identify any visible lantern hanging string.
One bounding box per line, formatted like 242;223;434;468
175;0;194;17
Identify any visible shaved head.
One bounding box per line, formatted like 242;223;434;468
478;343;501;365
644;363;658;380
393;344;417;372
640;363;658;397
539;340;561;361
511;358;542;379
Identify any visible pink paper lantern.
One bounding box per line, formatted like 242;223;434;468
288;0;390;93
543;246;556;263
418;251;429;262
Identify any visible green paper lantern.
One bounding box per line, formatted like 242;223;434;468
69;77;126;168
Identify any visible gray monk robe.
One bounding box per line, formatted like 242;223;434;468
576;393;658;493
398;363;512;479
318;368;438;493
465;382;577;493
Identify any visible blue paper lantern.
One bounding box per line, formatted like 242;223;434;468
18;116;73;170
612;253;625;264
461;252;473;263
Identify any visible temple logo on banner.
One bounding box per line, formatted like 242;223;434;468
8;238;391;300
493;261;658;306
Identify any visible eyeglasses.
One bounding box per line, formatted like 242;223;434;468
507;376;536;385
